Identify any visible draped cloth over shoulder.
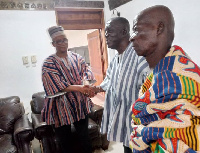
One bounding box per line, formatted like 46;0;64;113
130;45;200;153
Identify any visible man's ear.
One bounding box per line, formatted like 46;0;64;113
157;22;164;35
51;42;56;47
122;29;128;36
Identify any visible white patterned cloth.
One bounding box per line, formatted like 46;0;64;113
100;43;149;147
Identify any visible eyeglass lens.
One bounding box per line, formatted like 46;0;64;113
54;38;68;45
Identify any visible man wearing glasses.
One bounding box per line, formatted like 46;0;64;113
92;17;149;153
41;26;95;153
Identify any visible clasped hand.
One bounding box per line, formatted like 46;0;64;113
81;85;99;98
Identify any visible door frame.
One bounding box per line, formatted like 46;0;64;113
55;7;108;78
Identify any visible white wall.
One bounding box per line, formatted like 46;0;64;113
104;0;200;66
0;10;57;113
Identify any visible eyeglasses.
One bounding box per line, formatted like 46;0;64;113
53;38;68;45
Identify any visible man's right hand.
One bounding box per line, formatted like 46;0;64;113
81;85;96;98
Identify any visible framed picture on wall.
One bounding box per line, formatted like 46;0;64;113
108;0;132;10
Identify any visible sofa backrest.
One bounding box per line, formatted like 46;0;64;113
0;96;24;134
31;92;45;114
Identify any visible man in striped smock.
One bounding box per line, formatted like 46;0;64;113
41;26;95;153
93;17;149;153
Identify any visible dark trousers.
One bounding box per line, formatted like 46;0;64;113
124;145;132;153
54;116;92;153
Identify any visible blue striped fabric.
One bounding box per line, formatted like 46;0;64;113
100;43;149;147
41;51;94;127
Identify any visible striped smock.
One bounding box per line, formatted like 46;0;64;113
41;51;94;127
100;43;150;147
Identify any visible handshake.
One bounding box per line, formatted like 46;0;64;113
81;84;102;98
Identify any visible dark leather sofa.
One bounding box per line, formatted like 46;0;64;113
0;96;34;153
30;91;109;153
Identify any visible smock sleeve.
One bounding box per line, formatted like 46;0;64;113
42;58;70;96
100;57;115;91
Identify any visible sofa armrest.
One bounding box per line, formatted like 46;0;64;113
89;104;104;125
31;113;54;140
14;114;33;138
14;114;34;153
31;113;47;129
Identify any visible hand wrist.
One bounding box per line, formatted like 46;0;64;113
97;86;101;93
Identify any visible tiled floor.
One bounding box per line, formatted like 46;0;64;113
32;139;124;153
32;138;41;153
94;141;124;153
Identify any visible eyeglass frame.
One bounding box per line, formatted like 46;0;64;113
52;38;68;45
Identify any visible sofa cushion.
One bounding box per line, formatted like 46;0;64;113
0;134;17;153
0;96;23;134
0;96;20;105
31;92;45;114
